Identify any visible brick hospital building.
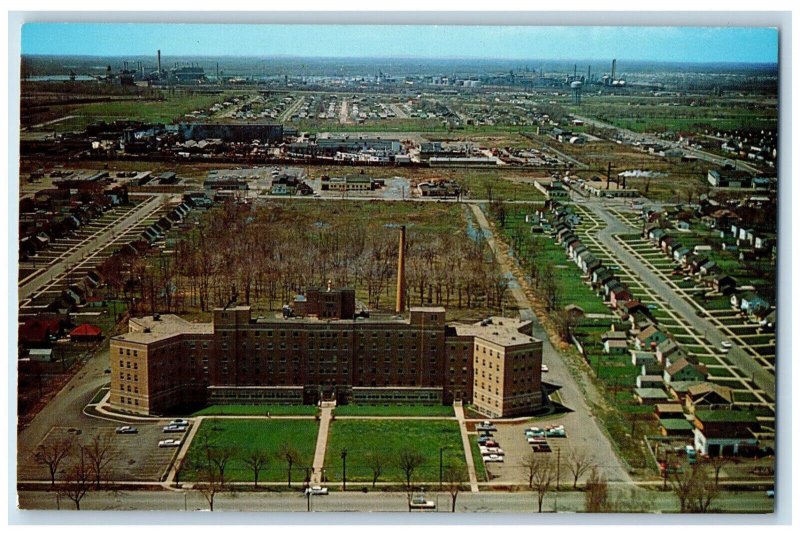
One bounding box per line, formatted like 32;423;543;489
110;288;544;418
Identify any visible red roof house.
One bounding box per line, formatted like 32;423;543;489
69;324;103;341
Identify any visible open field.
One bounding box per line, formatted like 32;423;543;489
334;405;454;417
182;419;319;483
323;419;465;483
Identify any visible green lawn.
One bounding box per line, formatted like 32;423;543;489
323;420;466;484
192;405;319;417
182;419;319;484
469;435;487;482
335;405;454;417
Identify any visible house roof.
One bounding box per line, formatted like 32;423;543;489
694;410;758;424
655;403;685;413
605;339;629;348
659;418;694;431
637;325;663;341
668;380;706;393
19;318;61;343
70;324;102;338
602;331;628;341
687;382;733;402
634;388;669;399
666;357;707;377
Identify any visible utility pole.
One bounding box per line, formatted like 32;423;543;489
556;447;561;491
439;446;444;489
341;448;348;492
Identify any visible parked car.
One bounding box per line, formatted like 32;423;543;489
766;489;775;498
304;486;328;496
163;425;187;433
541;364;549;373
532;444;552;453
409;495;435;510
482;454;504;463
545;428;566;438
720;341;733;349
476;421;497;432
158;439;182;448
169;419;190;426
115;426;138;434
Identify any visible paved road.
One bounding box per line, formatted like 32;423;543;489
469;204;633;484
572;114;760;174
19;194;165;301
582;199;775;399
16;488;775;513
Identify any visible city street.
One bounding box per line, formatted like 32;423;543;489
15;488;775;514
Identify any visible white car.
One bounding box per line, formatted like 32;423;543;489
163;424;187;433
541;364;549;373
169;419;190;426
483;454;505;463
158;439;182;448
304;486;328;496
720;341;733;349
409;496;435;509
115;426;138;434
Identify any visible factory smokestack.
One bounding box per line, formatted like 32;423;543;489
611;59;616;80
395;225;406;313
587;65;591;82
157;50;162;74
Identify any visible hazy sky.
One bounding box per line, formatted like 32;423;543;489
21;24;778;63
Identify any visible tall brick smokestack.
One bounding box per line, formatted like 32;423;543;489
395;225;406;313
157;50;162;74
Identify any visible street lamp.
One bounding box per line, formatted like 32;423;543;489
340;448;348;492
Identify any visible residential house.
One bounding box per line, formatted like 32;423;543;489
610;288;633;309
636;374;664;389
712;274;737;295
634;387;670;405
667;380;706;403
635;325;667;351
655;338;681;364
655;403;686;419
673;246;691;263
693;410;760;457
631;350;658;367
685;383;734;414
659;418;695;438
664;357;709;384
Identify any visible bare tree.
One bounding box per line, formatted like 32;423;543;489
566;448;596;490
242;450;269;489
444;464;467;513
671;464;719;513
398;451;425;498
583;467;610;513
61;445;92;511
705;456;732;486
531;458;555;513
34;437;73;487
365;451;385;489
277;443;301;488
206;445;237;487
84;434;115;489
195;463;225;512
522;452;540;489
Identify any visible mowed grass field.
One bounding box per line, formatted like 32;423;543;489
323;420;465;483
334;405;454;417
182;419;318;484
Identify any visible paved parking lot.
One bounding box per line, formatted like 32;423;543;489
19;421;184;483
472;412;630;486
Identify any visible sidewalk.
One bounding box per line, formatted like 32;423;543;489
311;403;334;484
454;403;480;492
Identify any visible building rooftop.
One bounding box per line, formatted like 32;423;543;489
659;418;694;431
118;314;213;343
452;317;538;348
